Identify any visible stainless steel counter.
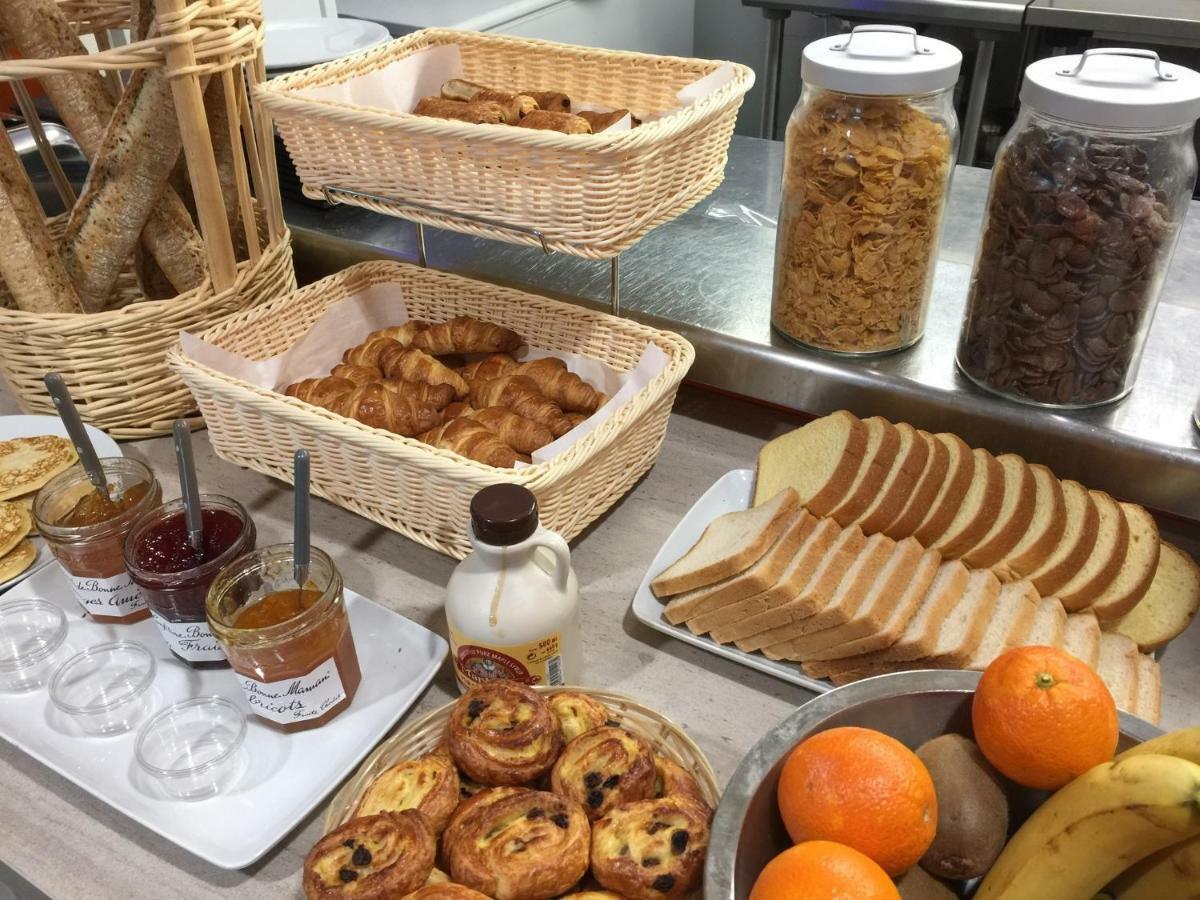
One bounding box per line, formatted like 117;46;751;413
1026;0;1200;46
284;134;1200;523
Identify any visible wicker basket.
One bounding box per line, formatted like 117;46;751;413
322;686;721;833
256;29;754;258
168;260;694;558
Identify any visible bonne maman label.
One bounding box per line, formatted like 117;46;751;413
235;656;347;724
68;572;146;616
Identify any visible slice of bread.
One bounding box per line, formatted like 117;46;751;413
1062;611;1102;668
652;487;800;597
962;454;1037;569
926;449;1005;559
991;463;1066;582
1096;631;1138;713
802;548;942;671
1087;503;1160;621
1131;654;1162;725
753;411;867;514
1054;490;1130;612
1028;480;1100;597
663;508;812;626
1023;597;1069;650
1106;542;1200;652
687;517;841;635
911;433;977;547
827;418;900;527
962;581;1042;670
882;430;950;540
855;423;930;535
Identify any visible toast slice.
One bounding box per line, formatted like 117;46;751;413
1023;597;1069;650
1054;491;1130;612
856;423;930;535
926;449;1005;559
962;581;1042;670
753;411;867;514
992;463;1066;582
1131;654;1162;725
882;430;950;540
652;487;800;597
1027;480;1100;597
827;417;900;527
801;548;942;672
1096;631;1139;713
1107;542;1200;652
1087;503;1160;621
962;454;1037;569
911;433;977;547
1062;611;1102;668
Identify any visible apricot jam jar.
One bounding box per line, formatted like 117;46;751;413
206;545;361;732
33;459;161;623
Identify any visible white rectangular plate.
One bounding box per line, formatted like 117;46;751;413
0;563;447;869
631;469;832;695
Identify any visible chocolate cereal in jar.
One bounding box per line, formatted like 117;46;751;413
958;49;1200;407
772;26;961;355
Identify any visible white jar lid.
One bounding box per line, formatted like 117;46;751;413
801;25;962;97
1022;49;1200;130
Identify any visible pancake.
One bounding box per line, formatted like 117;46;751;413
0;500;32;558
0;539;36;583
0;435;78;500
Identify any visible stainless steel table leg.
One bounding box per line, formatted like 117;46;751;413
960;37;995;166
760;9;789;140
610;256;620;317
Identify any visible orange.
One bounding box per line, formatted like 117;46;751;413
750;841;900;900
972;644;1118;790
777;726;936;877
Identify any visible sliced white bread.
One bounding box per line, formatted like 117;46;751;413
801;548;942;672
991;463;1066;582
1022;597;1069;650
1131;654;1162;725
1096;631;1139;713
1027;480;1100;598
687;517;841;635
961;454;1037;569
652;487;800;597
1087;503;1160;621
1062;611;1102;668
753;411;867;514
1054;490;1130;612
882;430;951;540
961;581;1042;670
926;449;1005;559
757;533;900;660
826;417;900;527
911;433;977;547
663;509;812;626
1107;542;1200;652
855;423;930;535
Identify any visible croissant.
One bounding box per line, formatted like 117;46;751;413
330;363;382;385
379;379;456;410
342;335;400;368
378;345;470;398
515;358;606;413
367;320;430;347
469;375;572;437
329;384;444;436
419;419;519;468
469;406;555;453
443;402;476;419
284;376;355;410
563;412;589;430
458;354;517;382
412;316;524;355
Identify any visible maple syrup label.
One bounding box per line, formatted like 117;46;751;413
449;626;564;689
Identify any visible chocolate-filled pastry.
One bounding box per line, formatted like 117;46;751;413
476;90;538;125
517;110;591;134
653;756;710;812
447;681;562;785
443;787;590;900
354;754;461;834
330;363;384;386
577;110;629;133
523;90;570;112
591;796;711;899
303;810;436;900
412;316;524;356
403;885;492;900
551;726;656;820
413;97;508;125
548;691;612;743
368;321;430;347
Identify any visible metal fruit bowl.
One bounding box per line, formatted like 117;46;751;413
705;669;1162;899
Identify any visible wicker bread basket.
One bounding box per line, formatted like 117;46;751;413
167;260;694;558
323;686;721;833
256;29;754;258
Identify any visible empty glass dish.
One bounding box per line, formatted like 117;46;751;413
135;696;247;800
49;641;156;735
0;599;69;692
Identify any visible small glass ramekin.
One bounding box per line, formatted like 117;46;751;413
49;641;156;735
135;696;247;800
0;599;69;692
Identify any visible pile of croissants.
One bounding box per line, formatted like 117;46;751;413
283;316;608;468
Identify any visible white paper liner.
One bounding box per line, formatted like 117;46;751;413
179;282;668;466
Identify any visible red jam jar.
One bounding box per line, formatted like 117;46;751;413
124;495;256;669
206;545;361;732
33;459;162;623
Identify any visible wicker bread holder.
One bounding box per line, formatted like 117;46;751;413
256;28;754;257
168;260;695;558
0;0;293;438
322;685;721;833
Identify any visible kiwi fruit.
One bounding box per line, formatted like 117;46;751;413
896;864;958;899
917;733;1009;880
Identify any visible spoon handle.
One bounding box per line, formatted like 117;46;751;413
173;420;204;554
293;449;310;588
44;373;108;498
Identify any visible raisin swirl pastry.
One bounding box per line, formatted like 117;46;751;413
447;682;562;786
443;787;590;900
591;797;711;900
548;691;613;743
303;810;436;900
403;886;492;900
354;753;461;834
653;756;711;813
551;726;656;821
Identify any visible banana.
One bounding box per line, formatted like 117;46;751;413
975;753;1200;900
1116;727;1200;767
1107;833;1200;900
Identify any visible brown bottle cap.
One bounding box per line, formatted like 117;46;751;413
471;484;538;546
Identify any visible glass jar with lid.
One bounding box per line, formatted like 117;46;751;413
958;49;1200;408
771;25;961;355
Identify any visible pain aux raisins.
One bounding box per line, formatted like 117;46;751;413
641;856;661;868
586;789;604;808
603;774;621;789
351;845;372;867
671;829;689;854
338;867;358;883
467;699;486;721
584;771;603;788
652;874;676;892
551;813;570;829
525;807;545;820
